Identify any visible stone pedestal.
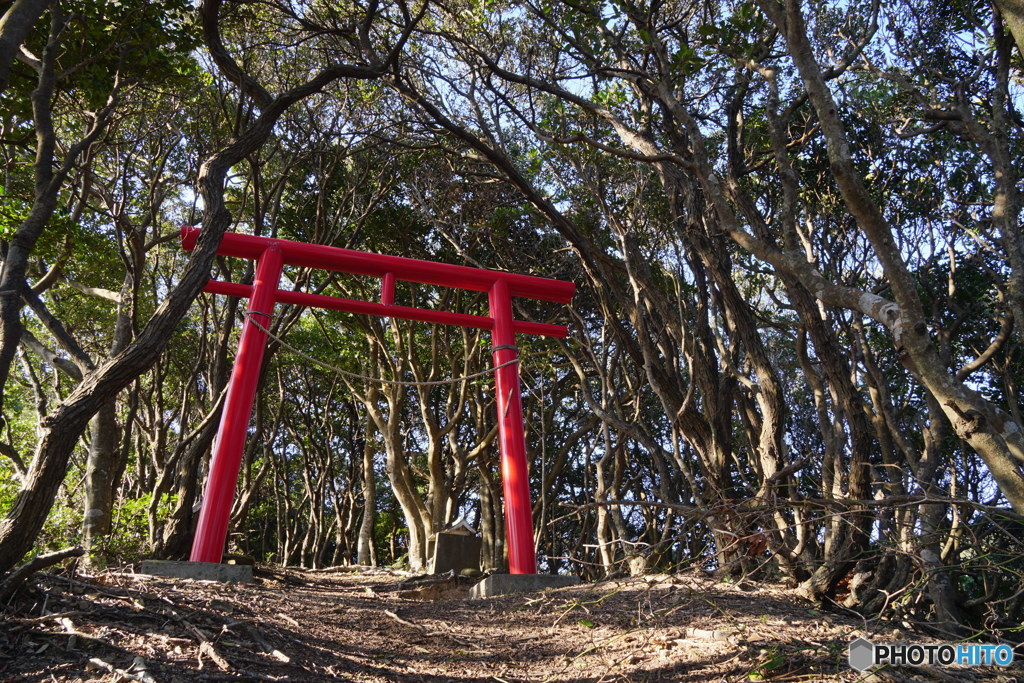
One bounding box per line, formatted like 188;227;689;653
470;573;579;598
138;560;253;583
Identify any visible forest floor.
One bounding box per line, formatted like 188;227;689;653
1;565;1021;682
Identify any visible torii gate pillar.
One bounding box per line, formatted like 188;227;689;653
489;278;534;574
189;246;284;565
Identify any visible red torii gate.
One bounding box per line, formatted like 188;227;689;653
180;227;575;574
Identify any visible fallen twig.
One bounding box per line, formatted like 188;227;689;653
383;609;422;630
306;564;374;573
8;610;85;626
35;571;137;599
176;616;231;672
0;547;84;602
60;616;111;647
276;612;301;628
381;609;477;649
243;623;291;663
199;640;231;671
85;655;160;683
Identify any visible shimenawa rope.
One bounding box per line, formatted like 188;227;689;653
242;311;519;387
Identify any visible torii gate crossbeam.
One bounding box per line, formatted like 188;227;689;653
180;227;575;574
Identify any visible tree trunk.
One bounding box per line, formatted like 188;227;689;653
995;0;1024;61
83;399;119;555
477;461;504;572
0;0;49;92
156;422;216;560
357;414;377;566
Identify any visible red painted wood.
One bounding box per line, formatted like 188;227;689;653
489;279;538;574
190;246;283;563
202;280;569;338
381;271;395;306
181;226;574;303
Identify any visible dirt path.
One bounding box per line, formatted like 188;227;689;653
0;567;1018;681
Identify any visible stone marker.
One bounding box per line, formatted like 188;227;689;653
470;573;579;598
138;560;253;584
430;517;482;575
431;532;483;575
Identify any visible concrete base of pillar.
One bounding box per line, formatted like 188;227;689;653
138;560;253;584
470;573;579;598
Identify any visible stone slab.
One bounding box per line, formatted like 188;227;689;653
470;573;579;598
431;532;482;575
138;560;253;584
